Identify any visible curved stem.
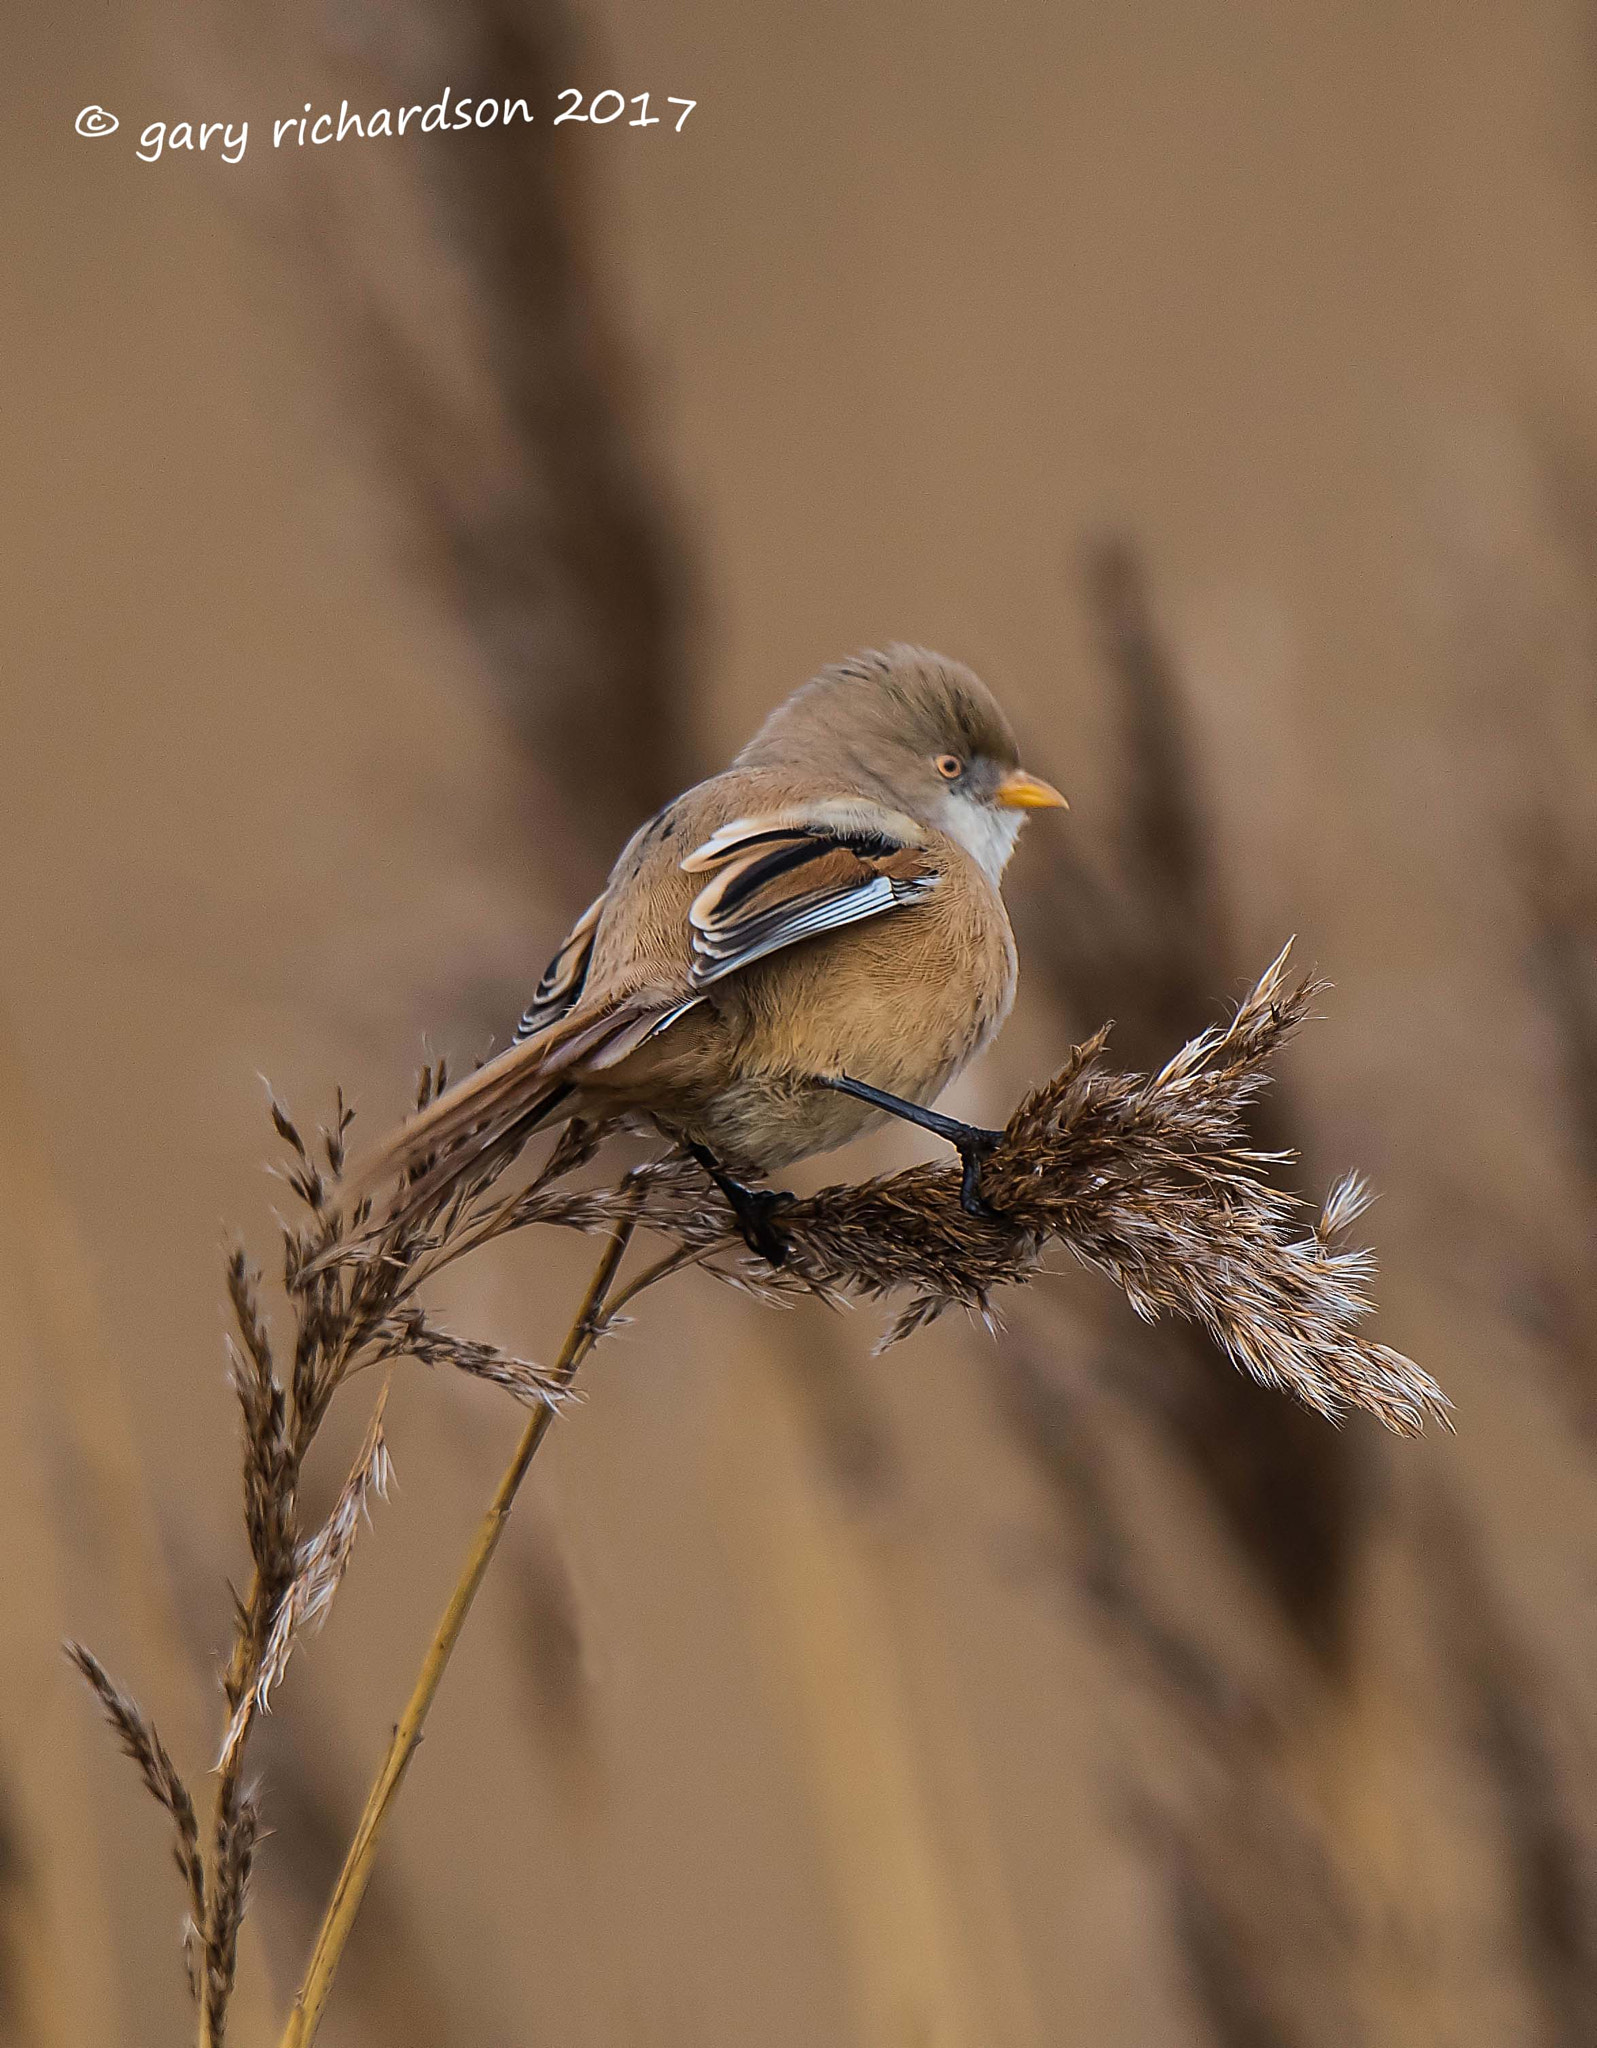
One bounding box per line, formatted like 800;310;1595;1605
278;1197;641;2048
602;1236;725;1320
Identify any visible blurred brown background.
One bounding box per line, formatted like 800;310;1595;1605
4;1;1597;2042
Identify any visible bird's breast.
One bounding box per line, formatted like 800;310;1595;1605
578;839;1017;1178
726;858;1016;1100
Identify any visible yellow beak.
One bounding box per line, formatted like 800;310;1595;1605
995;767;1069;811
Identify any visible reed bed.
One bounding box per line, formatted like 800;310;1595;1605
67;942;1444;2045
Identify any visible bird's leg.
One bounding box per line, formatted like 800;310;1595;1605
819;1075;1006;1221
685;1142;794;1265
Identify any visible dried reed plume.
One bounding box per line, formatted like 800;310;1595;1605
63;1645;207;1997
414;941;1445;1432
68;944;1442;2048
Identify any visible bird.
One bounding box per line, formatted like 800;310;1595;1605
352;645;1066;1262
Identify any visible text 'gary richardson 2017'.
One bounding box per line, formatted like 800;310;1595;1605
133;86;697;163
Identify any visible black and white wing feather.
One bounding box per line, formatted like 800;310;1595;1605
514;891;606;1043
348;809;940;1213
514;813;935;1062
681;819;938;988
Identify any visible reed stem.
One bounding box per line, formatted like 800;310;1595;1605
278;1201;640;2048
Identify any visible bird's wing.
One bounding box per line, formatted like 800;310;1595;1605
680;816;939;987
514;890;606;1042
345;807;938;1210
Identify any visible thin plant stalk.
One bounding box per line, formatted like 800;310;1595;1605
279;1200;640;2048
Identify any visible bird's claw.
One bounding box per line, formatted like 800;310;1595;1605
957;1129;1006;1222
733;1186;795;1266
687;1143;795;1265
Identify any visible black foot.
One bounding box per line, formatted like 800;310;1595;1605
818;1074;1008;1224
956;1129;1005;1221
687;1144;795;1265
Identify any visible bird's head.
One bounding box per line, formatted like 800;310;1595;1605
738;644;1067;880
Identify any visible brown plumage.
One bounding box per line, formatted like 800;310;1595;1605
352;646;1067;1243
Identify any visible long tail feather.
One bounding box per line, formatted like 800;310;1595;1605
336;1013;591;1209
338;994;666;1227
372;1079;576;1238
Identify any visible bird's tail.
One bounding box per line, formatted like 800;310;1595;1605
335;993;676;1236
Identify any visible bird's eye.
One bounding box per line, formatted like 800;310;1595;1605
934;753;964;781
